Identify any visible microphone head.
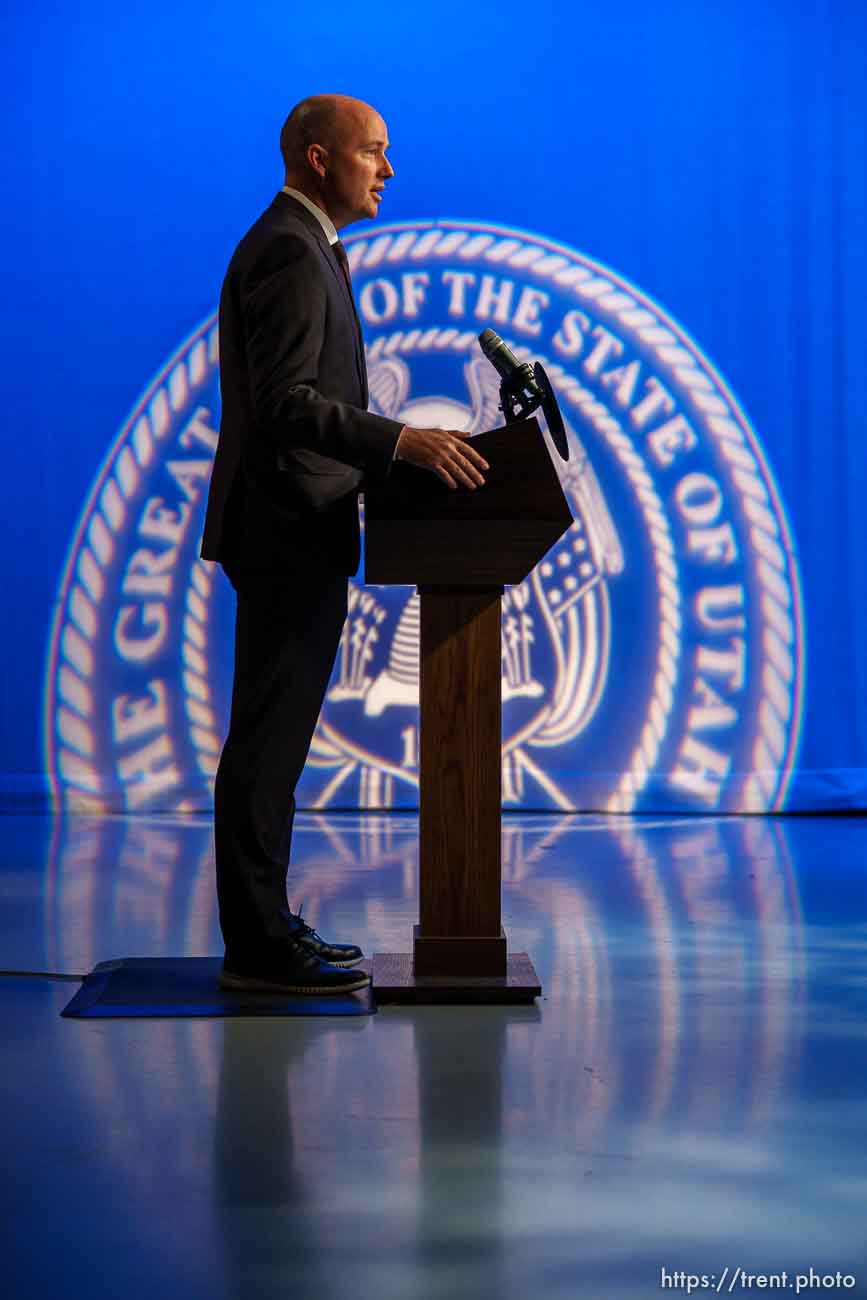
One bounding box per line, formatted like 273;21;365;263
478;327;499;356
478;328;519;374
477;329;540;394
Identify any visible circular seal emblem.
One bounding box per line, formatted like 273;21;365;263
44;220;803;815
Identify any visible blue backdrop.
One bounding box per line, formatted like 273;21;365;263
3;0;866;812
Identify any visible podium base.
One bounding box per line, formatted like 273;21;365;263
371;952;541;1005
413;924;507;976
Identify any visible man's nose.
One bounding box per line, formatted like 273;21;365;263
380;156;395;179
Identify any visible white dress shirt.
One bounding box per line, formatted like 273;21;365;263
281;185;339;246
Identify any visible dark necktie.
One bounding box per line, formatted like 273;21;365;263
332;240;354;295
333;239;365;395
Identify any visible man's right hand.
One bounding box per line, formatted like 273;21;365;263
394;426;489;490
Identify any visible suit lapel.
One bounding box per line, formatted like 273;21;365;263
273;193;368;402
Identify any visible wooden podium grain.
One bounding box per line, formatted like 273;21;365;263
364;418;572;1003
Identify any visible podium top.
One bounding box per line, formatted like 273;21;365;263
364;417;573;587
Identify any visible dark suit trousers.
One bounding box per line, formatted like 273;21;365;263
213;568;348;957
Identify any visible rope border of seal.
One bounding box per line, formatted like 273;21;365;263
44;321;220;811
45;223;801;814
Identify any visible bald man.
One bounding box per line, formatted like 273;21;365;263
202;96;488;995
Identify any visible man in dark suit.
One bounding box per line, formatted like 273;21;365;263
202;95;488;994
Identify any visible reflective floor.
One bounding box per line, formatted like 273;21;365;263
2;812;867;1299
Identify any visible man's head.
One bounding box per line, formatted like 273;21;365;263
280;94;394;229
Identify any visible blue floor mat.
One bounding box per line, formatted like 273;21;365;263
60;956;375;1018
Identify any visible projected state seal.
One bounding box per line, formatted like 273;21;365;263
44;221;804;814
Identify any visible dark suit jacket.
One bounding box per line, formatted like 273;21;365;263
201;191;403;578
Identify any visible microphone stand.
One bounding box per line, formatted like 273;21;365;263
499;363;570;462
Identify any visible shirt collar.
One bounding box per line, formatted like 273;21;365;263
281;186;339;245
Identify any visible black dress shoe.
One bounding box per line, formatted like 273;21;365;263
287;904;365;969
220;936;369;996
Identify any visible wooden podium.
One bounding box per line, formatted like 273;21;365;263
364;418;572;1003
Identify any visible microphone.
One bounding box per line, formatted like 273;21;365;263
477;328;543;402
477;328;570;461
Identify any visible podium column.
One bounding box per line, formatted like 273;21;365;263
414;585;506;976
372;581;541;1002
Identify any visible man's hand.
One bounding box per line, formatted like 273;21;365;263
394;426;489;490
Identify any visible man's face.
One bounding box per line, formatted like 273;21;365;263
321;103;394;228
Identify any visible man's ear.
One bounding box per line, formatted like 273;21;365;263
307;143;329;179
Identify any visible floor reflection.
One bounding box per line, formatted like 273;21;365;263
42;812;809;1142
2;812;865;1297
